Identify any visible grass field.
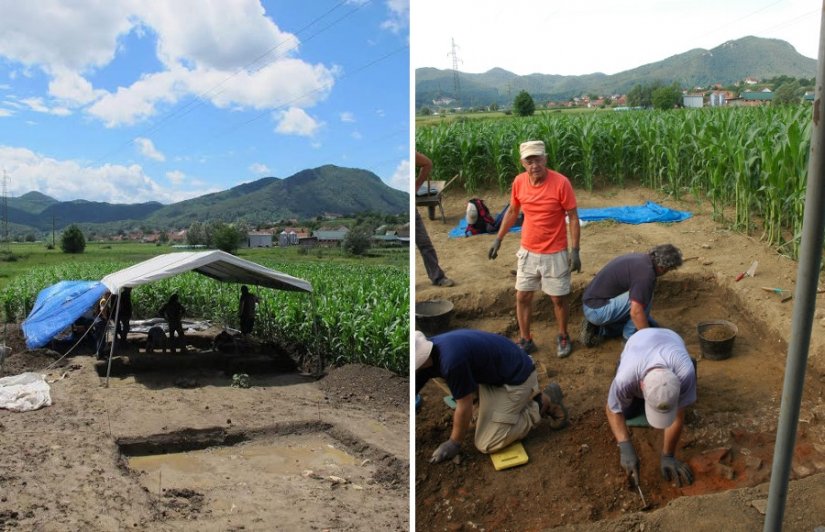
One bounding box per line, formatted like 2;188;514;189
0;241;408;291
0;242;410;373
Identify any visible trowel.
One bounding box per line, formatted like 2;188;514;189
735;260;758;282
632;476;650;510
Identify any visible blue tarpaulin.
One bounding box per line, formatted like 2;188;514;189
21;281;108;349
449;201;692;238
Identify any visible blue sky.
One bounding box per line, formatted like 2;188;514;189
413;0;819;76
0;0;410;204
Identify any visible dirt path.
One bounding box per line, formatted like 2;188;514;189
0;326;409;531
415;184;825;531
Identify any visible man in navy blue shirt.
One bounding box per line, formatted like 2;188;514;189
581;244;682;346
415;329;568;463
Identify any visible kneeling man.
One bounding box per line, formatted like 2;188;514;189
416;329;568;463
606;327;696;486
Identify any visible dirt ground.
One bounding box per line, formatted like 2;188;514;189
0;325;408;531
415;184;825;531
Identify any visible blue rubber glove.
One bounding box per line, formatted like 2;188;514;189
660;454;694;486
618;440;640;484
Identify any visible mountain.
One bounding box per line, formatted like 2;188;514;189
3;165;408;235
8;191;59;214
415;36;817;108
146;164;408;227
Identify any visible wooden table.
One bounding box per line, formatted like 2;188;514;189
415;174;458;223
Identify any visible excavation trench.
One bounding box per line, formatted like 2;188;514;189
119;422;408;523
415;274;825;530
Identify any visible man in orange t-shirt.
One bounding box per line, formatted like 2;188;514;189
488;140;581;358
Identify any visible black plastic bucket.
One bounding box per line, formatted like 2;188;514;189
415;299;454;336
697;320;738;360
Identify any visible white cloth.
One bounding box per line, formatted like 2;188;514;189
0;372;52;412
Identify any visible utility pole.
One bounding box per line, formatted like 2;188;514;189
449;38;462;108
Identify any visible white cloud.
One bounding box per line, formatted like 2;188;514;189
135;137;166;162
351;131;363;140
381;0;409;33
138;1;299;71
0;1;336;127
0;2;132;71
0;144;209;204
0;109;13;117
274;107;322;137
387;159;410;191
249;162;270;175
376;109;385;117
166;170;185;185
87;70;186;127
48;68;104;106
20;96;72;116
340;111;356;122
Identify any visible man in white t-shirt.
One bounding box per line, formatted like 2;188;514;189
606;327;697;486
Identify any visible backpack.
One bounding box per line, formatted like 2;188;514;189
465;198;497;236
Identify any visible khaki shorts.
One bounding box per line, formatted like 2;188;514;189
474;369;541;454
514;247;571;296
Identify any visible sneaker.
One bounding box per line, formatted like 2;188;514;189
519;337;537;354
557;334;572;358
435;277;454;287
541;382;569;429
580;317;601;347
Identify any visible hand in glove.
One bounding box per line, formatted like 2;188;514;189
618;440;640;484
430;439;461;463
660;454;694;486
488;238;501;260
569;247;581;273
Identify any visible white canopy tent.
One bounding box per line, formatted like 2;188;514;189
99;250;314;385
101;250;312;294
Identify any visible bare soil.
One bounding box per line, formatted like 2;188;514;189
415;184;825;531
0;325;408;531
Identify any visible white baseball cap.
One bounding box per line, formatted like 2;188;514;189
642;368;680;429
519;140;546;159
415;330;433;370
466;202;478;224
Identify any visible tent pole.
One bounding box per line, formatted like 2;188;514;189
311;293;322;377
105;289;122;388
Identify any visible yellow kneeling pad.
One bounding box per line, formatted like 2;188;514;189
490;441;529;470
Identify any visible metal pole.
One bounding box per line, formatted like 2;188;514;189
105;289;122;388
764;5;825;528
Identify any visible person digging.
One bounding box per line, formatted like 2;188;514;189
606;327;696;487
415;328;569;463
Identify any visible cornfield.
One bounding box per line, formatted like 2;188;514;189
1;260;409;374
417;106;811;257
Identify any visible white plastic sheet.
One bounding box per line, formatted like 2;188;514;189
0;372;52;412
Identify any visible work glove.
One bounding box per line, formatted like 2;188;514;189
430;439;461;463
488;238;501;260
660;454;694;486
569;248;581;273
618;440;640;484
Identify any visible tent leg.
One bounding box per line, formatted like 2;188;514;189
310;294;322;377
105;291;122;388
